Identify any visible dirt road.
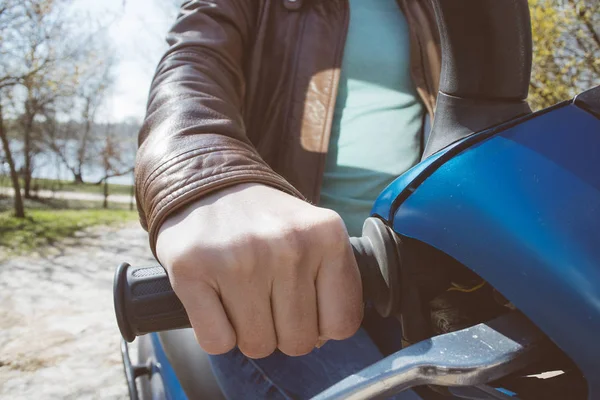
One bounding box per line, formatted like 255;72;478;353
0;187;134;204
0;223;155;399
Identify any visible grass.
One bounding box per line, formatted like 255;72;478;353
0;176;133;196
0;197;138;255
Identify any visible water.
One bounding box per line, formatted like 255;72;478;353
2;139;135;186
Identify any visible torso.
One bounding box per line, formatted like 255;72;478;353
242;0;440;203
319;0;425;236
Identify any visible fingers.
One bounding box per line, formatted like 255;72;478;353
220;276;278;359
316;240;363;341
155;187;364;360
271;272;319;356
173;280;237;355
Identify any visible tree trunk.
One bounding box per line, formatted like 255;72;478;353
23;122;32;198
0;104;25;218
130;180;134;211
22;101;36;199
73;172;84;184
103;178;108;209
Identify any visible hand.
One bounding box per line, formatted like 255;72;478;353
156;183;363;359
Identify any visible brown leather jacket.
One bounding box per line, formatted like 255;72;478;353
136;0;441;254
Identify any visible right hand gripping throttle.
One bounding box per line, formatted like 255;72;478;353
114;217;402;342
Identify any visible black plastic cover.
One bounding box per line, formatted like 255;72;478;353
424;0;533;158
574;85;600;119
434;0;532;100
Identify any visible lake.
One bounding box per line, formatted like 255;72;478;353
3;139;134;186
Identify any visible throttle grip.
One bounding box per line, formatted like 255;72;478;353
114;263;190;342
114;217;401;342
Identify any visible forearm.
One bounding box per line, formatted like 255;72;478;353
135;0;302;255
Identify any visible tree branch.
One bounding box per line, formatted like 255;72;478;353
94;167;134;185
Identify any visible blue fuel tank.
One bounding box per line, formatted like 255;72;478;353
372;86;600;394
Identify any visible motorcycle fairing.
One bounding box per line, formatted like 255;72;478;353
149;333;189;400
372;87;600;396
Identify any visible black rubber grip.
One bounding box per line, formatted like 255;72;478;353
115;255;383;342
114;219;402;342
114;263;191;342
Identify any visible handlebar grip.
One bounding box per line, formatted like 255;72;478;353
114;263;191;342
114;218;401;342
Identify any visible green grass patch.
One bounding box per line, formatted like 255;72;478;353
0;205;138;255
0;176;133;196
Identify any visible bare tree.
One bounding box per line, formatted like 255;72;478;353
0;0;120;220
98;123;134;208
0;0;62;89
0;102;24;217
42;57;115;184
19;71;76;197
0;0;27;216
0;0;70;216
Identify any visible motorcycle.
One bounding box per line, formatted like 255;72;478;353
112;0;600;398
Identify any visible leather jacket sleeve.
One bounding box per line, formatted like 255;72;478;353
135;0;303;255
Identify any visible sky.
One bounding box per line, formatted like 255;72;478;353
72;0;178;123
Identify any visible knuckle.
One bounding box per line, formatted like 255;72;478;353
238;233;264;251
260;225;305;271
196;332;236;355
276;249;303;281
324;300;363;341
234;232;268;260
317;211;348;242
328;314;362;341
167;257;218;297
278;223;303;244
167;257;197;289
320;209;345;228
238;338;277;359
281;231;306;266
225;245;259;281
278;336;317;357
275;224;304;248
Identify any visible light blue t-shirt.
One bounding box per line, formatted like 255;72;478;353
319;0;425;236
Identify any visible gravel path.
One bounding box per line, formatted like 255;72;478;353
0;223;156;399
0;187;134;204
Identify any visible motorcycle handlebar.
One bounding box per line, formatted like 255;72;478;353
114;218;401;342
